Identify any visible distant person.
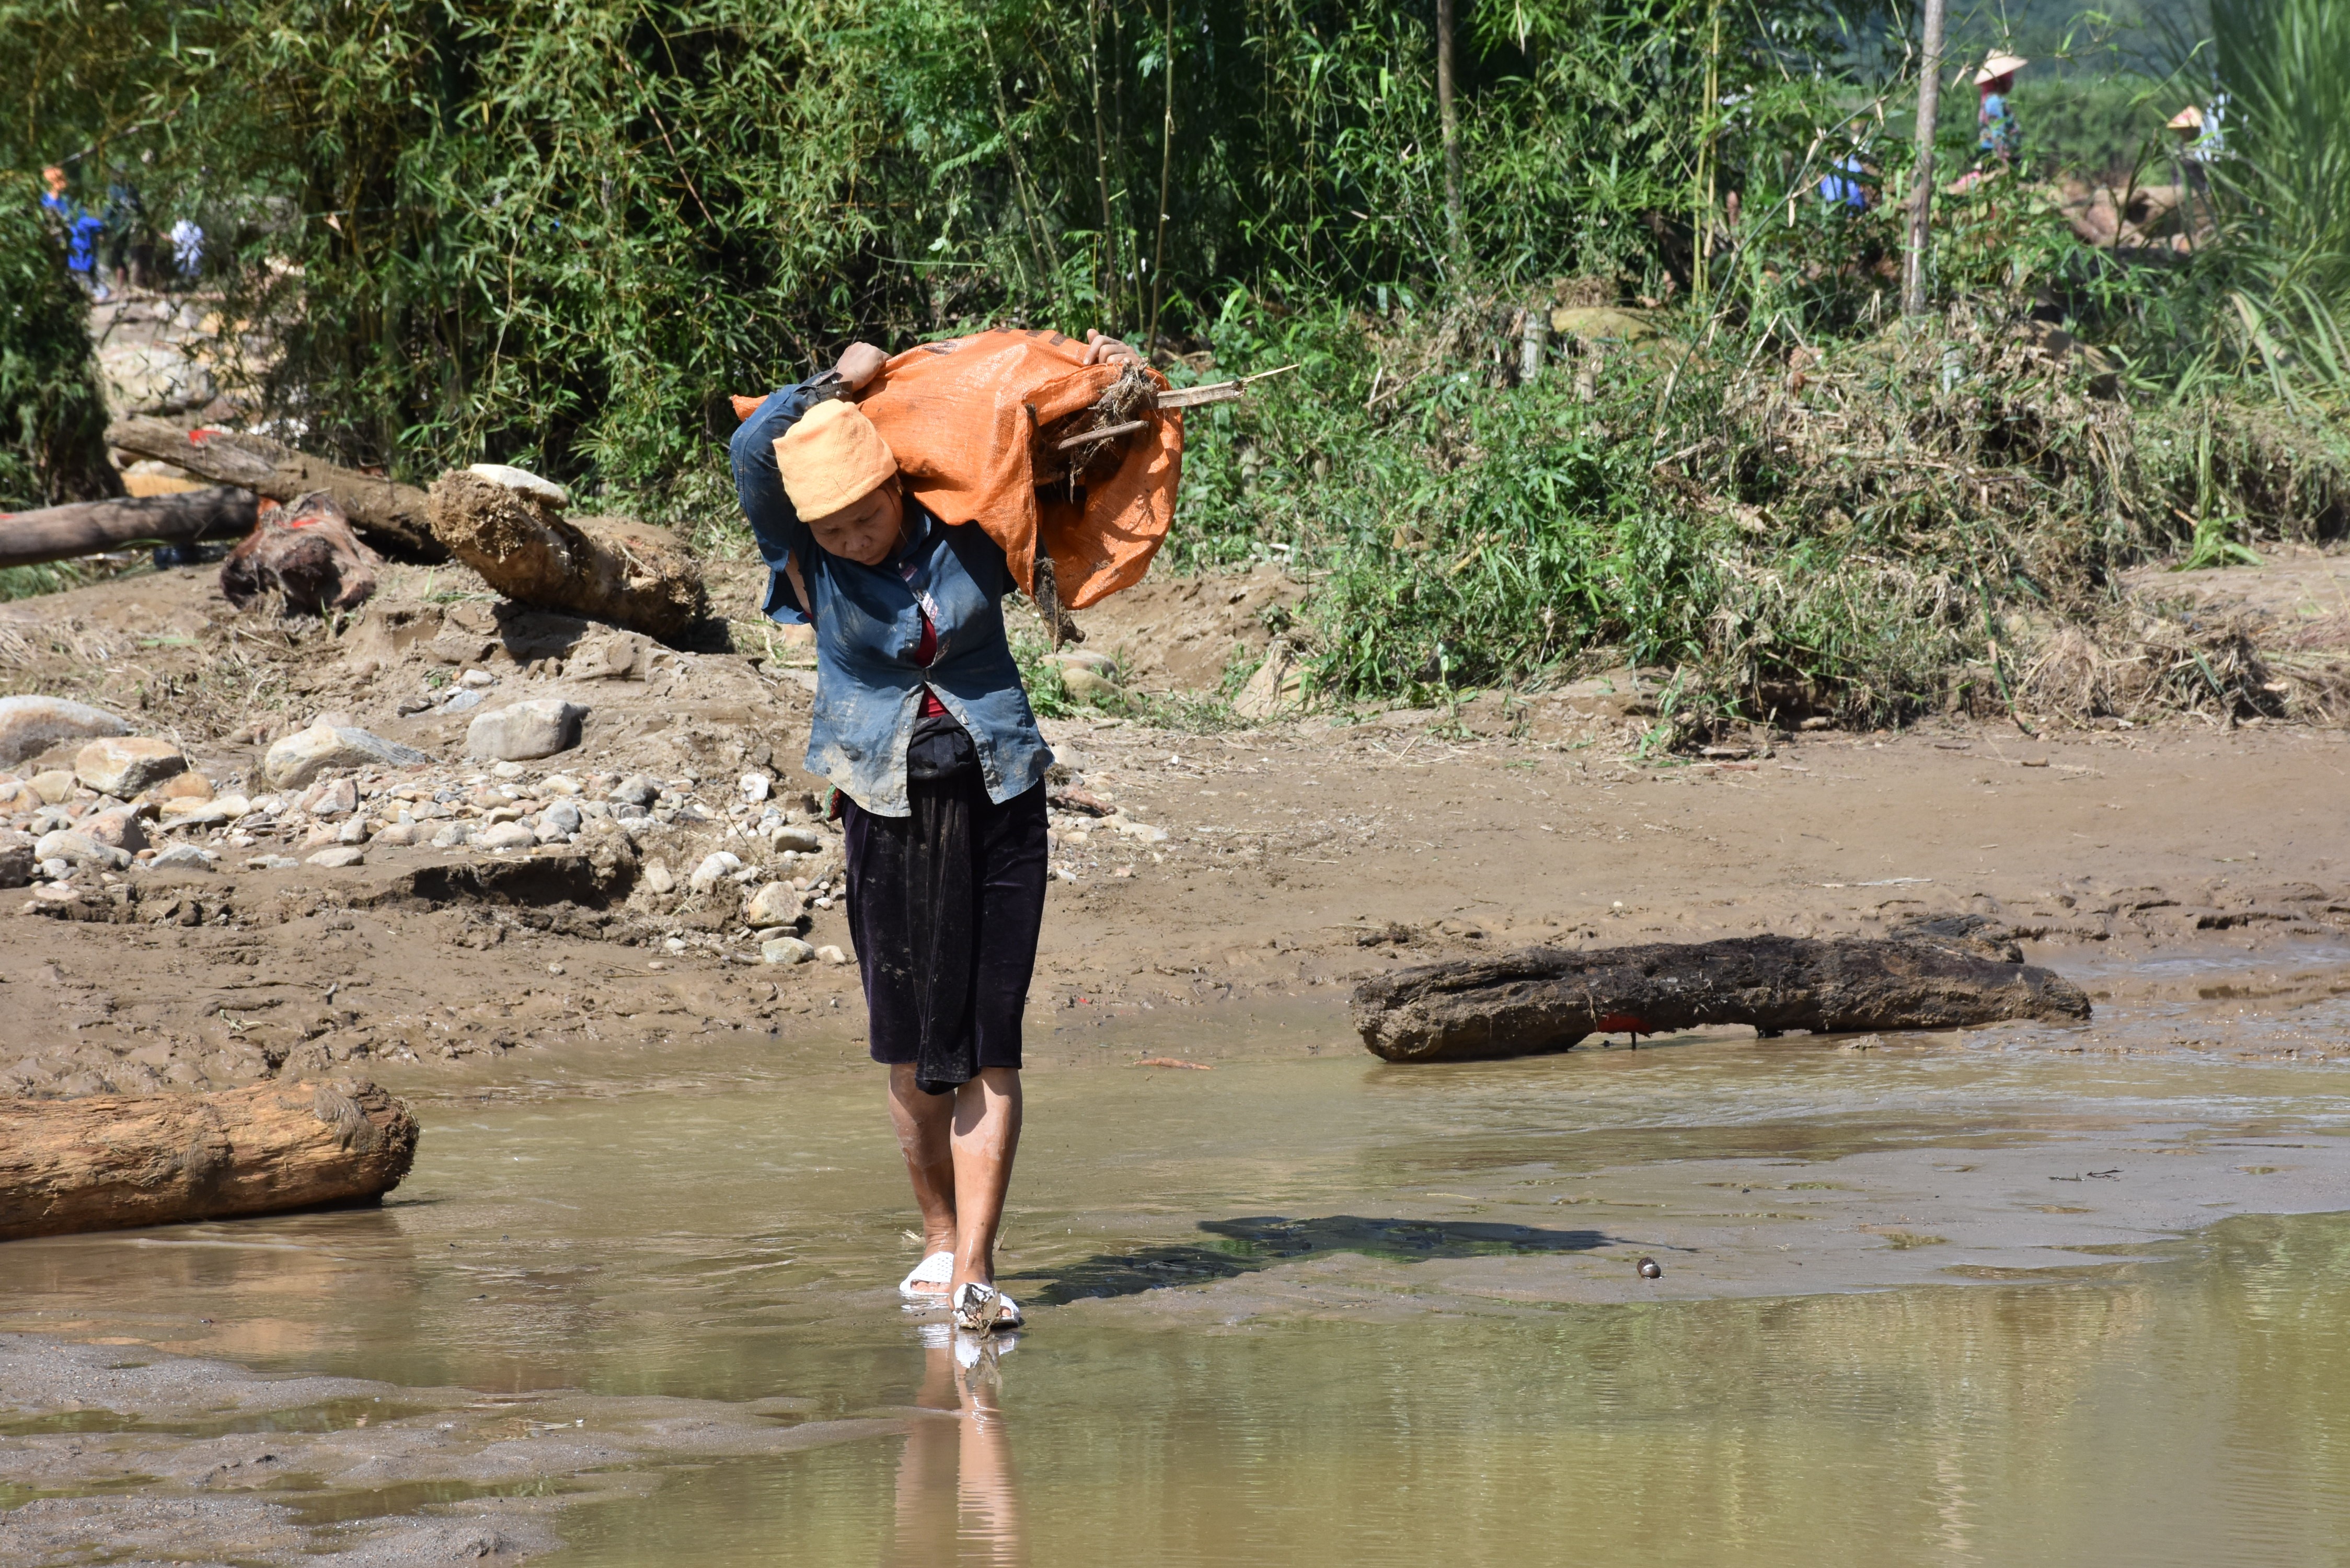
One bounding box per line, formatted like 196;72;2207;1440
1975;53;2027;171
1819;155;1872;211
39;165;108;299
101;175;145;292
170;217;205;280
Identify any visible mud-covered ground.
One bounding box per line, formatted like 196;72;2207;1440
4;550;2350;1097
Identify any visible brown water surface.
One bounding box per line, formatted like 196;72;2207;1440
3;970;2348;1565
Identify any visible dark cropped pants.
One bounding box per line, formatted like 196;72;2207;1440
840;773;1049;1094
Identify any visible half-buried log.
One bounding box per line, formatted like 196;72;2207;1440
425;466;706;642
106;416;444;560
0;488;258;567
0;1078;419;1241
1352;935;2092;1063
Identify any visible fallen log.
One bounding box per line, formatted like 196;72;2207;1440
106;416;444;560
0;488;257;568
1352;935;2092;1063
425;466;706;641
219;490;381;613
0;1078;419;1241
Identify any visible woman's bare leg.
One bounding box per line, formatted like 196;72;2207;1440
889;1064;960;1291
950;1067;1023;1292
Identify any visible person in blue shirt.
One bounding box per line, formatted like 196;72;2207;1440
40;166;108;297
730;329;1142;1336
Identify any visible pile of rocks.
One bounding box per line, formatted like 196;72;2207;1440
2;704;854;969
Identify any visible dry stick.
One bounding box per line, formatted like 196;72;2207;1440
1146;0;1176;355
1902;0;1948;316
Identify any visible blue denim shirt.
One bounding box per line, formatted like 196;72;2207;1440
729;381;1052;817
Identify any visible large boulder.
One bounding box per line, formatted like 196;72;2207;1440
74;736;188;799
263;724;431;790
465;699;586;762
79;807;148;854
0;697;132;769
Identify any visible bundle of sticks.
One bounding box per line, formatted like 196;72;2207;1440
1034;361;1299;495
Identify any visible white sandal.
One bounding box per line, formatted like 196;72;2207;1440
951;1282;1023;1333
898;1251;954;1301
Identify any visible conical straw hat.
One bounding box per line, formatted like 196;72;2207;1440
1975;52;2028;85
2167;105;2205;132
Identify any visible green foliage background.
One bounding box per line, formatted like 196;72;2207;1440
1;0;2343;721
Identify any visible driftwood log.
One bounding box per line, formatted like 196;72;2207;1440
1352;935;2093;1063
0;1078;420;1241
0;488;258;568
219;490;383;613
107;416;443;560
425;467;706;641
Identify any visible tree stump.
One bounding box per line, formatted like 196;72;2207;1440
0;1079;420;1241
425;468;706;642
219;491;382;613
1352;935;2092;1063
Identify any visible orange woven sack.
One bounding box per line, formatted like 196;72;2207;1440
732;329;1182;609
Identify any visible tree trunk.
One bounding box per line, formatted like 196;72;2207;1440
425;468;706;642
1352;935;2092;1063
0;1078;420;1241
1902;0;1949;316
106;417;445;560
1436;0;1465;258
0;488;255;568
220;490;382;614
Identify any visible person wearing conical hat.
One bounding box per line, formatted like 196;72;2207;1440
1976;52;2027;169
728;329;1142;1340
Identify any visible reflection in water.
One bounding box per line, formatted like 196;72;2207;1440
888;1329;1026;1568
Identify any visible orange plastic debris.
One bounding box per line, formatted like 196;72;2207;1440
732;329;1183;609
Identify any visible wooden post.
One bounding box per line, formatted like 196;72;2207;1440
1902;0;1948;316
1436;0;1466;260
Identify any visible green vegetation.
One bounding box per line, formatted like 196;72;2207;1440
2;0;2343;727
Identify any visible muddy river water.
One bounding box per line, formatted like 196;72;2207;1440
5;945;2350;1565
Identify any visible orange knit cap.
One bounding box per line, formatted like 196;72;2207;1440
774;399;898;521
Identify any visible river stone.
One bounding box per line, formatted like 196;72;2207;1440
744;881;808;929
467;699;587;762
1059;665;1122;704
611;774;660;807
541;799;582;835
642;857;675;894
0;829;31;888
302;778;359;818
372;822;420;846
814;944;850;965
441;687;487;714
149;770;214;802
769;824;823;855
0;696;133;768
305;845;367;868
740;773;771;802
477;821;537;851
35;831;129;871
30;770;77;805
80;807;148;853
74;736;188;798
761;936;815;965
148;844;217;870
688;850;741;893
163;793;246;828
264;723;431;789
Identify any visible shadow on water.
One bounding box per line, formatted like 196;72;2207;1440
1008;1215;1615;1305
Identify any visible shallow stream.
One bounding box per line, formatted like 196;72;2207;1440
4;947;2349;1565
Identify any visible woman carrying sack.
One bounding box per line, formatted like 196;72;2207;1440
730;330;1143;1335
